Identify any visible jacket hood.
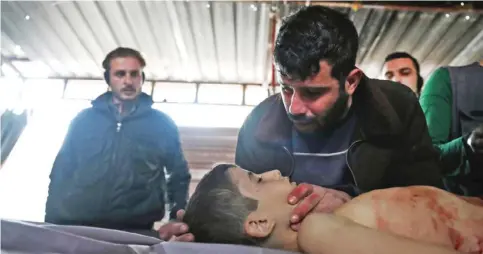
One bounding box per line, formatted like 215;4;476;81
91;92;154;113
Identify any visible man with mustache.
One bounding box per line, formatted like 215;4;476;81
45;47;191;235
157;6;444;241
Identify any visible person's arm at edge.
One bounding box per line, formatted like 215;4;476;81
419;67;469;175
298;213;461;254
163;116;191;221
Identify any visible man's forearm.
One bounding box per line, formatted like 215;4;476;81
298;214;460;254
167;171;190;219
437;137;468;176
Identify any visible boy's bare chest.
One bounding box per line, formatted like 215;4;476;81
336;186;483;253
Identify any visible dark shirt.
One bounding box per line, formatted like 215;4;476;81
291;111;357;188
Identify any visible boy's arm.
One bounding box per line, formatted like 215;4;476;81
298;213;461;254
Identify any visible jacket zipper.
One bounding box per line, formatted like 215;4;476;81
101;121;122;213
112;122;122;163
282;146;295;177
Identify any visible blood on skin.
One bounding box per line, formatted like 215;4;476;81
292;193;322;217
431;218;439;231
289;184;311;203
375;216;389;231
371;187;460;244
368;186;483;253
449;227;464;250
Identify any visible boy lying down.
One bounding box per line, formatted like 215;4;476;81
183;164;483;254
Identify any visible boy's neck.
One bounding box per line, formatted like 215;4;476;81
263;227;299;253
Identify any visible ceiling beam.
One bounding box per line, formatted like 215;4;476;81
252;1;483;14
46;76;264;86
0;55;25;79
450;28;483;66
2;56;31;62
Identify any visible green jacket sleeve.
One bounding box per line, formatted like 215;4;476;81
419;68;469;176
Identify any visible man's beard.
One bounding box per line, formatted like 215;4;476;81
317;90;350;131
289;90;350;133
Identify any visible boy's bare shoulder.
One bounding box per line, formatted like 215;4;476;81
299;213;356;243
297;213;346;254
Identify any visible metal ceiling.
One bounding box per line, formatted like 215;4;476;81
1;1;482;81
1;1;271;84
279;2;483;78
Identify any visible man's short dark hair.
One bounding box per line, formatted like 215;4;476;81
384;52;421;74
101;47;146;70
273;6;359;81
183;164;266;246
384;52;423;93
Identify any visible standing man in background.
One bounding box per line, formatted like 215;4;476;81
45;47;191;234
382;52;424;97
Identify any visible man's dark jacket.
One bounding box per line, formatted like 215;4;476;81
45;92;191;229
235;75;444;195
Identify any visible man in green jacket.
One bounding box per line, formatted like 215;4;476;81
420;60;483;196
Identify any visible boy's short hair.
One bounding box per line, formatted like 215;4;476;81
183;164;267;245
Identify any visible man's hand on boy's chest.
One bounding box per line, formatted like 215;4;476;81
287;183;352;231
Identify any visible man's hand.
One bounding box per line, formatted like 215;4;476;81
157;210;194;242
467;125;483;153
288;183;351;231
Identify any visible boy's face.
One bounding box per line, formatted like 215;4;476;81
227;167;299;251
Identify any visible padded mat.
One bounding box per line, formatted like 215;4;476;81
1;219;299;254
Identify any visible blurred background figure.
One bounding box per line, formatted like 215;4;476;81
420;60;483;197
382;52;424;96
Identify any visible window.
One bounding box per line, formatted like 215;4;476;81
198;84;243;105
142;82;153;96
0;97;91;222
244;85;268;105
64;80;107;100
1;64;20;78
153;103;254;128
0;77;23;112
22;79;64;109
11;61;52;78
152;82;196;103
